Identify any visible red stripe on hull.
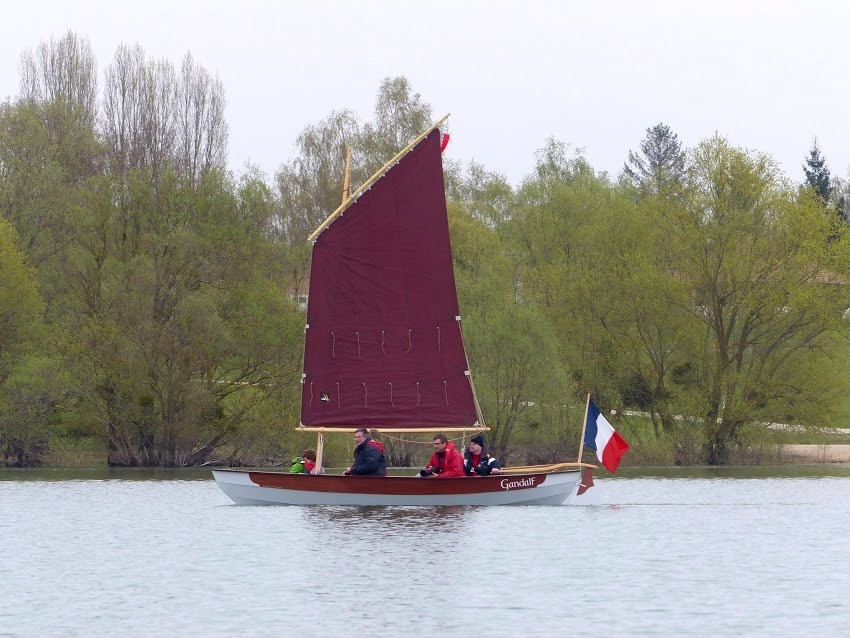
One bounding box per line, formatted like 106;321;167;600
242;471;553;495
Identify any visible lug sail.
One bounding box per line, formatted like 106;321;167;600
300;128;479;429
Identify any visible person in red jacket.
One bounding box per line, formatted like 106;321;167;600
419;434;465;478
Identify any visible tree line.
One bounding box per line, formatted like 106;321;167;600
1;32;847;467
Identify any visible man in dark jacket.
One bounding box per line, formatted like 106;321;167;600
463;434;501;476
343;428;387;476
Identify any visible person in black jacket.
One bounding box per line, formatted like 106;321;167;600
343;428;387;476
463;434;501;476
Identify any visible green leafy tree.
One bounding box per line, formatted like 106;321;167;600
357;76;433;177
0;217;45;379
58;167;305;466
518;137;595;207
449;206;564;463
0;355;69;466
561;191;697;438
672;136;850;463
275;109;360;244
444;160;515;229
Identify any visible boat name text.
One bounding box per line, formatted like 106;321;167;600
500;477;536;491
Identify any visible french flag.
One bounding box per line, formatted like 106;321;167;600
584;399;630;473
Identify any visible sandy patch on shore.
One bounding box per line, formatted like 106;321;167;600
782;445;850;463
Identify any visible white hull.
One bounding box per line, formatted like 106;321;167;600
212;470;583;506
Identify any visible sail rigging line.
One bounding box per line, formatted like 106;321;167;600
406;329;412;353
362;383;367;408
437;326;441;351
456;314;486;427
382;330;386;355
378;431;478;445
308;114;451;242
356;331;361;357
331;332;336;358
388;382;394;407
337;383;340;408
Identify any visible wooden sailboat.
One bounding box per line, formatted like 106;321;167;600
213;116;596;505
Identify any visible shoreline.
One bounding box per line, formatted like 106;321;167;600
780;444;850;463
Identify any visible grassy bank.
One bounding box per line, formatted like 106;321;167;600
5;428;847;470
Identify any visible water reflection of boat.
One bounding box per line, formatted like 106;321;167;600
316;505;469;525
213;116;593;506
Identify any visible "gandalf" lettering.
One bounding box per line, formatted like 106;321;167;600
500;477;536;491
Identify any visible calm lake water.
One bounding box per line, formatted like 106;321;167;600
1;466;848;638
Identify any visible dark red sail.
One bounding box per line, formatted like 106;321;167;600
300;129;479;429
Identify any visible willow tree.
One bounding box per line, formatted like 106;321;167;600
275;109;360;246
356;76;433;178
667;136;850;463
448;201;565;464
59;168;304;466
0;217;63;466
0;218;44;377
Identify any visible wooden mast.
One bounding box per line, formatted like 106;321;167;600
342;146;352;203
315;147;355;472
577;392;591;465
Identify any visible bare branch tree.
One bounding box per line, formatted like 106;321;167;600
103;43;147;178
176;52;228;186
143;59;177;183
18;30;98;128
103;45;181;184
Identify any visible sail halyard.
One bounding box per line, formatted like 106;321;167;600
299;118;484;431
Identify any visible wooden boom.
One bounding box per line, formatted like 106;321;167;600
499;462;597;474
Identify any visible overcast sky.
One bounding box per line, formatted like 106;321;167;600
3;0;848;187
